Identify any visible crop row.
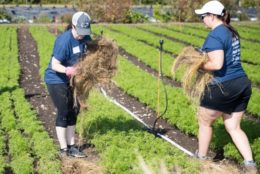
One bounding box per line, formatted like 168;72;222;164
185;23;260;43
85;90;201;173
106;24;185;55
0;26;61;174
93;25;175;77
165;24;260;60
136;24;260;66
104;24;260;86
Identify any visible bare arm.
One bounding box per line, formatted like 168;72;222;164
202;50;224;71
51;57;66;73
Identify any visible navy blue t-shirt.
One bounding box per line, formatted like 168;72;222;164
44;29;91;84
202;24;246;83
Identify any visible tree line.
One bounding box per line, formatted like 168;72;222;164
1;0;259;8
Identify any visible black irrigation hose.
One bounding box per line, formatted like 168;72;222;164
152;40;168;133
99;30;168;134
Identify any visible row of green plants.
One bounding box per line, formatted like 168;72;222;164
187;23;260;43
92;24;260;119
136;24;260;65
93;25;174;77
240;24;260;32
0;26;32;173
108;22;260;80
83;90;200;173
219;23;260;42
29;26;201;173
0;92;33;173
239;24;260;30
140;24;205;47
29;27;56;76
164;24;260;63
0;27;13;172
184;23;260;45
101;24;260;86
12;89;62;174
0;131;4;173
0;26;61;174
106;24;185;55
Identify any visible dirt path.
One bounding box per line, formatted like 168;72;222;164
17;26;102;174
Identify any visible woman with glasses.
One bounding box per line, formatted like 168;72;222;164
194;1;256;172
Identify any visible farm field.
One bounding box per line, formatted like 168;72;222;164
0;22;260;173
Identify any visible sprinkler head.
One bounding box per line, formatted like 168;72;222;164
144;127;168;137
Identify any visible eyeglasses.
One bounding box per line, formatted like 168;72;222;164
200;13;210;20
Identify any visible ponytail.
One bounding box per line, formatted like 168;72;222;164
219;9;240;39
65;22;73;31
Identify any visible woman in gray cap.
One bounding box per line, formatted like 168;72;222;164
44;11;91;158
194;0;256;172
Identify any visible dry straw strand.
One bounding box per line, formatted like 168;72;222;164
172;46;213;104
70;36;118;110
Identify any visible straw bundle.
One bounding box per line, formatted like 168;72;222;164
172;46;213;104
71;37;118;109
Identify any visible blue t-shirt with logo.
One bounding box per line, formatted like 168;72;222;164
44;29;91;84
202;24;246;84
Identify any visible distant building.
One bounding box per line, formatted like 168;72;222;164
5;5;76;22
132;5;153;17
239;7;258;21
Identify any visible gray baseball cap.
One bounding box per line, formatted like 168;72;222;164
72;11;91;36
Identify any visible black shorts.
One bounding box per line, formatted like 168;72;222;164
47;83;79;127
200;76;251;114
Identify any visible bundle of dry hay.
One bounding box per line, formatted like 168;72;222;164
71;36;118;110
172;46;213;104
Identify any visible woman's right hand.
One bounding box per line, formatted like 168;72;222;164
65;66;76;77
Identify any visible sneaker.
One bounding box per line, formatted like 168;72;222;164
67;145;86;158
59;148;68;158
194;150;210;160
244;160;257;174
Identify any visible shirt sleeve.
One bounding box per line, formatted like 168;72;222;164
52;38;68;62
202;34;223;52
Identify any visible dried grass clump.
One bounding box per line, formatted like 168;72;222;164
172;46;213;104
138;155;182;174
71;37;118;110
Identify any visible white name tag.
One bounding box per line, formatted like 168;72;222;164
73;46;80;54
